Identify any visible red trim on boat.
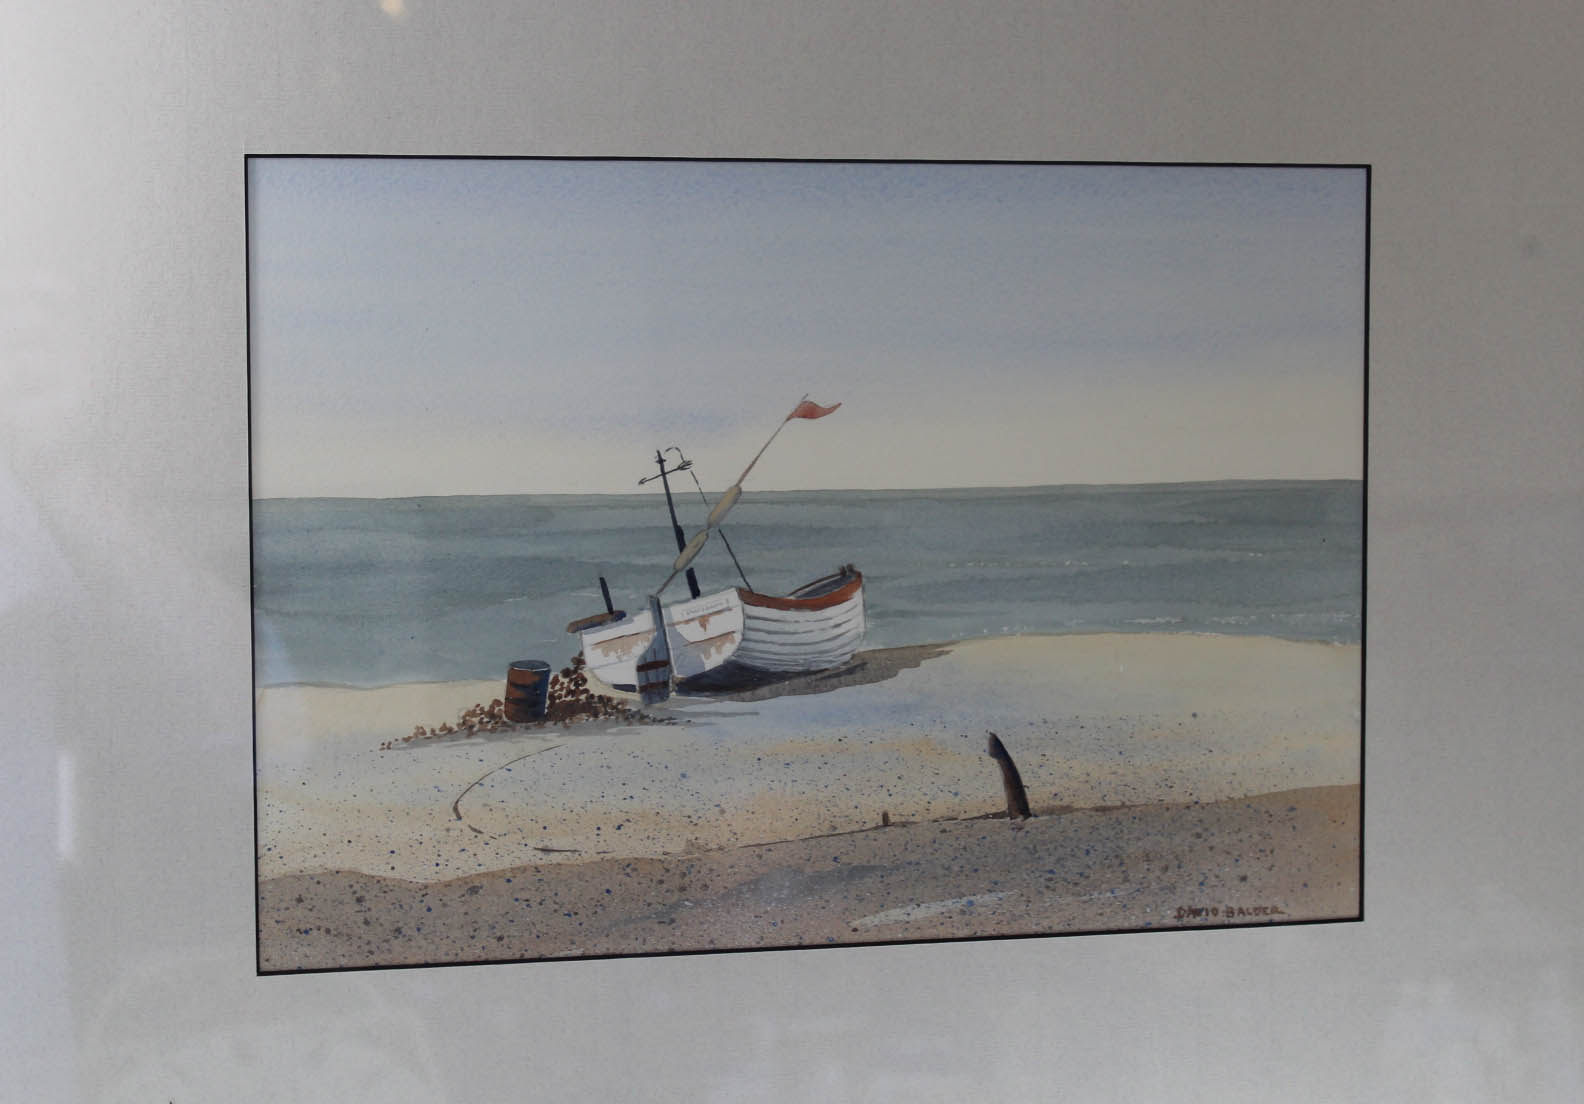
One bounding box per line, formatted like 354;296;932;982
737;571;863;612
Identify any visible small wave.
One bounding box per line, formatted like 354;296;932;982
1272;610;1357;624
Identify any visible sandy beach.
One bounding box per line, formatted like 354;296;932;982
256;632;1360;969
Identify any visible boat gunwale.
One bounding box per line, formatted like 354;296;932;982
737;570;863;612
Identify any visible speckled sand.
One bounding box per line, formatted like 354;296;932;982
255;633;1360;968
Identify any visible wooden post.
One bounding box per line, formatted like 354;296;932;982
986;731;1033;819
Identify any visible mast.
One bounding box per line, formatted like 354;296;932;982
650;448;701;599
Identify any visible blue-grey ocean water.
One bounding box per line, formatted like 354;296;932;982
251;481;1362;688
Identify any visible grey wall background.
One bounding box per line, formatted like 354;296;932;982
3;2;1579;1099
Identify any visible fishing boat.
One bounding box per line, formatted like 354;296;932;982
565;398;866;699
570;564;865;694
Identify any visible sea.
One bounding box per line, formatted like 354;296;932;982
251;481;1362;689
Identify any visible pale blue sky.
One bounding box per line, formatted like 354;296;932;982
248;159;1366;497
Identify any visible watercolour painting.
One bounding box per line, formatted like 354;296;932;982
249;158;1366;972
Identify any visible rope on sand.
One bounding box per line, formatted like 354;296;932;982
450;743;565;826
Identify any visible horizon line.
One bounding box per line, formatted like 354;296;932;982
252;475;1362;503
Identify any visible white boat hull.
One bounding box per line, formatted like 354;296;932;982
731;583;867;673
576;568;865;692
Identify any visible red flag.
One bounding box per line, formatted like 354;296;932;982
721;396;846;520
788;399;841;420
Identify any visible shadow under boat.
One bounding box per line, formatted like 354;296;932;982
675;641;954;702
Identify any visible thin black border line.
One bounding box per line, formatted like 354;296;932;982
245;156;1370;976
246;159;267;976
258;914;1361;978
1358;164;1371;925
245;154;1370;169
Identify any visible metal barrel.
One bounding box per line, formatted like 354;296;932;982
504;660;552;721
